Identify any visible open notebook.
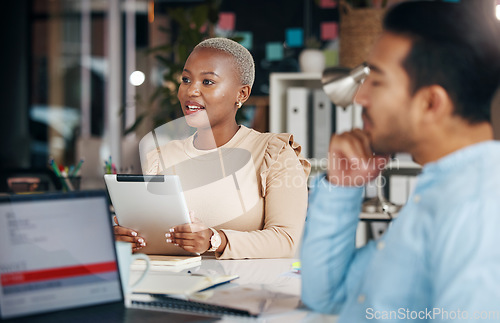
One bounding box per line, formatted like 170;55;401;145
131;270;239;295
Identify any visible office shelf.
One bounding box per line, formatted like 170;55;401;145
269;72;421;173
269;72;322;134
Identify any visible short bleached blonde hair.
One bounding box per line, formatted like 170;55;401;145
194;37;255;88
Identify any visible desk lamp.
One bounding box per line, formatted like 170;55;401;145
322;63;401;217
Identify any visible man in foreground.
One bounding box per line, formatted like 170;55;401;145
301;1;500;322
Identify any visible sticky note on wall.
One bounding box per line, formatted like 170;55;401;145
319;0;338;8
324;49;338;67
235;31;253;50
285;28;303;48
266;42;283;61
218;12;235;31
321;22;338;41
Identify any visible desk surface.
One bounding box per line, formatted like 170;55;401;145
6;257;338;323
130;257;338;322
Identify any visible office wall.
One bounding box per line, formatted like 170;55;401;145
0;0;30;168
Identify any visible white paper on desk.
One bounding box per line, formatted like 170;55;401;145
131;255;202;273
132;260;201;273
131;271;238;295
190;285;301;316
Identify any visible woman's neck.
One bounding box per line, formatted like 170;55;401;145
194;123;240;150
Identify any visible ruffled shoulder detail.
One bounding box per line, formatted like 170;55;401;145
259;133;311;197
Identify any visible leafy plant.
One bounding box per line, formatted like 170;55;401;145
305;36;322;49
126;0;221;134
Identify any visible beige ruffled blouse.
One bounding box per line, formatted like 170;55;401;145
144;125;311;259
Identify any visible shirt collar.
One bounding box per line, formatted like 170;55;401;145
421;140;499;175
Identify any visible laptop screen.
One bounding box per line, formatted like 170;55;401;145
0;191;123;319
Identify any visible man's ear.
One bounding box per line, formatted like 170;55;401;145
419;85;453;123
237;85;252;103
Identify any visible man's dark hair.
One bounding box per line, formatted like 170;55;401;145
383;0;500;123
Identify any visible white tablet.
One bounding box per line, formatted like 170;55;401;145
104;174;197;256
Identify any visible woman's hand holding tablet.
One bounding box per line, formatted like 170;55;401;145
104;174;197;256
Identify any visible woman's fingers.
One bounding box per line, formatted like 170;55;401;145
171;221;207;233
169;232;198;240
115;234;135;243
113;225;138;237
166;232;196;245
166;229;211;253
173;238;206;253
170;223;192;233
113;225;146;249
167;218;210;253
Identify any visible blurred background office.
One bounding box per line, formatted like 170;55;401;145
1;0;499;192
0;0;338;190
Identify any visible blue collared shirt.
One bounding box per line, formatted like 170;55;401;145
301;141;500;322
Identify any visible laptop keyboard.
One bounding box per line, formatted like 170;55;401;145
131;294;257;318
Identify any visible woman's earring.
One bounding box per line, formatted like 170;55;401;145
236;101;243;108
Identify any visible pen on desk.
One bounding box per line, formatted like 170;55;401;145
50;159;62;177
50;159;70;191
64;176;75;191
104;160;110;174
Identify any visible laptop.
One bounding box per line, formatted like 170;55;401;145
0;191;253;321
0;190;124;320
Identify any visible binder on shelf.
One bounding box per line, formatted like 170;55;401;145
389;175;409;205
335;105;353;134
352;103;363;129
364;180;378;198
312;89;334;160
408;176;418;197
286;87;310;158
